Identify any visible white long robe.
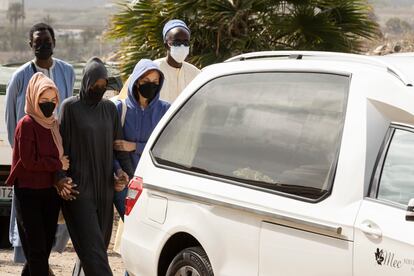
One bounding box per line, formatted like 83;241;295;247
154;57;200;103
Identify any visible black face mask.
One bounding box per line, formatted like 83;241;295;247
39;102;56;118
34;42;53;60
86;86;106;105
138;83;159;101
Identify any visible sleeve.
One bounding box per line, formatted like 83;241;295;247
113;159;122;173
69;65;75;97
112;103;134;177
59;99;71;156
163;102;171;115
57;99;71;180
19;121;62;172
5;74;20;147
112;100;123;173
115;100;123;118
135;142;146;155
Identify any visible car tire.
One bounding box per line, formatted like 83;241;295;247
166;246;213;276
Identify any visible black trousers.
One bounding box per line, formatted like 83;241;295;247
62;197;113;276
14;187;60;276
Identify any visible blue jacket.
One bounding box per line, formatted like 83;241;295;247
114;59;170;174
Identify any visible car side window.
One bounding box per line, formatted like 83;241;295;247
377;129;414;205
151;72;349;201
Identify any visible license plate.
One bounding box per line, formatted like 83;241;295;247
0;186;13;200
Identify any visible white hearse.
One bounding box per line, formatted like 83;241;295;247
120;51;414;275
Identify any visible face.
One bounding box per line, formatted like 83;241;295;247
135;70;161;102
39;88;58;104
137;70;160;86
30;30;55;51
90;78;108;91
165;27;190;50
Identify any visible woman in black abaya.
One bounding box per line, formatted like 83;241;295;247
57;57;132;276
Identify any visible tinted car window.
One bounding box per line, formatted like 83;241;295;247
378;129;414;205
152;72;349;200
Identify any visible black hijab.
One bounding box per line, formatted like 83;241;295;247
79;57;108;105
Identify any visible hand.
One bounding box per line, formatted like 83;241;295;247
114;140;136;152
114;169;129;192
60;155;70;171
55;177;79;201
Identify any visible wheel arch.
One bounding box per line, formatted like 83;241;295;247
157;231;205;276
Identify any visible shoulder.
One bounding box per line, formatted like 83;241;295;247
102;98;116;106
159;99;170;108
102;99;117;111
20;115;34;124
154;57;165;65
62;96;78;105
157;99;171;112
154;58;168;70
183;61;201;73
9;62;32;81
60;96;79;110
54;58;75;72
109;96;122;108
17;115;41;140
18;115;35;132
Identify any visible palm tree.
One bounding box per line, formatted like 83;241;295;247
7;2;25;31
107;0;380;78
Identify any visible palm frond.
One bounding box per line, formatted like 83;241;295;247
106;0;380;78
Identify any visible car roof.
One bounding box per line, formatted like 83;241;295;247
377;54;414;86
224;51;414;87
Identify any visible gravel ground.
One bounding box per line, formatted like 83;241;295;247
0;219;125;276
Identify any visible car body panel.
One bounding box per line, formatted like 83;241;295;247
354;199;414;275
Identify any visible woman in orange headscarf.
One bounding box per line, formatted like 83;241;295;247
6;72;70;276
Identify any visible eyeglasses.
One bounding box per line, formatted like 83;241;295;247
168;40;190;47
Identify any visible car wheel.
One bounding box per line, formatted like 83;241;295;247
166;246;213;276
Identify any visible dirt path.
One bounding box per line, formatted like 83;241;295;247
0;247;125;276
0;219;125;275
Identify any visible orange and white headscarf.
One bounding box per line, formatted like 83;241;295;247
24;72;64;157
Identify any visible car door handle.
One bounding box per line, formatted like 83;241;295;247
360;221;382;239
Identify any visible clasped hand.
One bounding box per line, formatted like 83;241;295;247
55;177;79;201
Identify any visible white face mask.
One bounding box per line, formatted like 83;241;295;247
170;45;189;64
